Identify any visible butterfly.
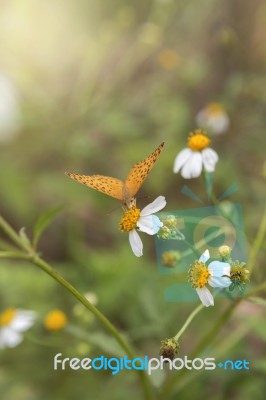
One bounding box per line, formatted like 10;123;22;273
65;142;164;207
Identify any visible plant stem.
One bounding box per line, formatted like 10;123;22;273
36;256;135;352
0;251;26;259
248;204;266;275
2;251;154;400
159;299;239;400
183;239;201;258
174;304;204;342
0;216;153;400
0;216;29;251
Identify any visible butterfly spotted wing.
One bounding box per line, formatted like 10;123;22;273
123;142;164;201
65;142;164;203
65;174;124;200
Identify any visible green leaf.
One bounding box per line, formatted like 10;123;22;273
33;204;65;248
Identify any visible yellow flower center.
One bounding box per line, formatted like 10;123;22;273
44;310;68;331
0;307;16;326
188;261;210;288
187;129;210;151
206;102;225;116
119;207;141;232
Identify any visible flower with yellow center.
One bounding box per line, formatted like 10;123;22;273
188;250;231;307
119;196;166;257
196;103;229;135
44;310;68;331
0;307;36;349
173;129;219;179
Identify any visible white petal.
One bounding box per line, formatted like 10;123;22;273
9;310;36;332
208;261;231;288
129;229;143;257
202;148;219;172
140;196;166;216
137;215;163;235
196;287;214;307
181;152;202;179
173;148;192;173
199;249;210;263
0;327;23;348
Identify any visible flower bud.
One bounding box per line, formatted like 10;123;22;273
159;338;180;360
161;251;181;268
157;225;172;240
163;215;178;229
218;245;231;258
230;263;250;284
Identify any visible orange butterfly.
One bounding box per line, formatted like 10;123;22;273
65;142;164;207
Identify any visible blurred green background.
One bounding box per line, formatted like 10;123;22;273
0;0;265;399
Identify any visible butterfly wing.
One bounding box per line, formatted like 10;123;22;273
65;173;124;200
124;142;164;199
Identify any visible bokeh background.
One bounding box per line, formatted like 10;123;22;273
0;0;265;399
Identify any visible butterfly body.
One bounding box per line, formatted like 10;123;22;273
66;142;164;207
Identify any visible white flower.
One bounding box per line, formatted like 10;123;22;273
0;308;36;349
173;129;219;179
188;250;231;307
196;103;229;135
120;196;166;257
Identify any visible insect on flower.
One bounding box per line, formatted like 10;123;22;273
119;196;166;257
66;142;164;208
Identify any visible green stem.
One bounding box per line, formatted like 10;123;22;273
0;251;25;258
0;216;29;252
11;253;153;399
183;239;201;258
173;289;222;344
248;204;266;275
159;299;239;400
191;300;240;358
0;217;153;400
174;304;204;342
159;205;266;399
35;256;135;353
